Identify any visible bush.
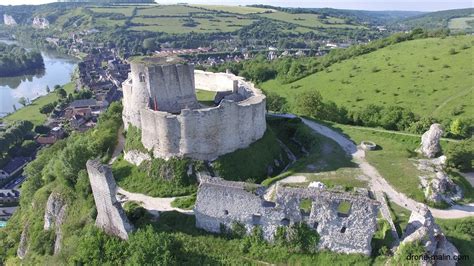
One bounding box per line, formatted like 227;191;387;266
445;138;473;171
34;125;50;135
266;92;287;113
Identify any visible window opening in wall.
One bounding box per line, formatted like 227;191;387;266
223;210;229;215
280;218;290;226
337;201;352;217
139;72;146;82
313;222;319;229
252;214;261;225
340;226;346;233
299;198;312;216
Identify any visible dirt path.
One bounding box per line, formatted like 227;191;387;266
117;187;194;215
299;118;474;219
433;87;472;116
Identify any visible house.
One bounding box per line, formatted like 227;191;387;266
69;99;99;110
0;157;30;179
0;189;20;203
36;135;58;145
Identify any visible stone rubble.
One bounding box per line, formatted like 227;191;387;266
44;192;68;255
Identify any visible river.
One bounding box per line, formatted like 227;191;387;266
0;39;78;118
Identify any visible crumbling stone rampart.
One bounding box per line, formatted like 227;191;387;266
86;159;134;240
44;192;67;254
194;177;379;255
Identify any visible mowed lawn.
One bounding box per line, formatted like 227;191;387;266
261;36;474;120
3;82;75;126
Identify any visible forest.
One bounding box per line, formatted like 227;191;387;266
0;43;44;77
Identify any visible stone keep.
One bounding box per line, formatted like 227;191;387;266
86;160;134;240
122;56;266;161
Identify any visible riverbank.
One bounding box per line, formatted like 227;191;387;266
2;82;75;126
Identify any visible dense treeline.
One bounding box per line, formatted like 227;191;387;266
0;43;44;77
399;8;474;30
0;120;34;167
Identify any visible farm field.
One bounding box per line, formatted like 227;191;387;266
130;16;255;33
261;35;474;120
191;5;274;14
259;11;364;29
448;15;474;32
89;6;135;17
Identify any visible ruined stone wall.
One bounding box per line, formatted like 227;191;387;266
140;95;266;160
194;178;379;255
86;160;134;240
194;70;238;92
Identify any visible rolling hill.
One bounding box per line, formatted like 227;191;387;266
261;35;474;120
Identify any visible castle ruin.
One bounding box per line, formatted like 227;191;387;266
86;160;134;240
122;56;266;161
194;177;380;255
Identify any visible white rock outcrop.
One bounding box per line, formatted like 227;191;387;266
3;14;17;26
399;206;459;266
124;150;151;166
418;124;444;158
44;192;67;255
32;16;49;29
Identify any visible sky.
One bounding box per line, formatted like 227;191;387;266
1;0;473;12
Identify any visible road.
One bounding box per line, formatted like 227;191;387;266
299;117;474;219
117;188;193;215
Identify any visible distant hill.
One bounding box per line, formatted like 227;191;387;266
249;5;424;25
57;0;154;3
261;35;474;120
397;8;474;32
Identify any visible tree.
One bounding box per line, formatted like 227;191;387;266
18;97;27;107
266;92;287;113
450;118;472;139
445;138;473;171
39;102;56;115
46;85;50;93
56;88;67;99
294;90;325;118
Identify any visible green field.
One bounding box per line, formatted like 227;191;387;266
191;5;274;14
136;5;207;16
3;82;75;126
259;11;364;29
329;123;474;204
448;15;474;32
90;6;135;17
261;36;474;120
130;16;255;33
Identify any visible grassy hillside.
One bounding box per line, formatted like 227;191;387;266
448;14;474;33
261;35;474;120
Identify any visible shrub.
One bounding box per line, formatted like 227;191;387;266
266;92;287;113
445;138;473;171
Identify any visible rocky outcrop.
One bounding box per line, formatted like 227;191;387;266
399;206;459;265
418;124;444;158
124;150;151;166
44;192;67;255
32;17;49;29
3;14;17;26
17;224;29;259
416;156;462;205
86;159;134;240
